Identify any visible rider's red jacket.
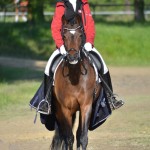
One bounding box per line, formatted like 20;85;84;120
51;0;95;48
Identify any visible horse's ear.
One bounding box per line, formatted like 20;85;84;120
75;14;82;25
62;15;68;25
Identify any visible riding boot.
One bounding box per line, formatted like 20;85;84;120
29;73;53;115
88;48;124;110
102;72;124;110
37;74;53;115
38;74;55;130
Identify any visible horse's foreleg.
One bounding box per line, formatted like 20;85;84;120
80;105;92;150
56;109;74;150
76;112;81;150
51;123;63;150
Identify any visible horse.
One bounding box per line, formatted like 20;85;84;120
51;15;101;150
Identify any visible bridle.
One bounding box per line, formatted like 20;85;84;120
62;24;88;76
63;25;81;31
62;25;84;64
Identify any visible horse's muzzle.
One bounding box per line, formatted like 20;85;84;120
67;48;80;64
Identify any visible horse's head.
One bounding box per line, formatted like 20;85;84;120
62;14;84;64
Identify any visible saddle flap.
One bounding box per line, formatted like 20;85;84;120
89;52;103;73
51;55;63;74
89;88;112;131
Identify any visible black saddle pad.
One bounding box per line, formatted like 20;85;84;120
89;88;112;131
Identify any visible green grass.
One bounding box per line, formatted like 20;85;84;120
0;21;150;66
95;22;150;66
0;66;42;109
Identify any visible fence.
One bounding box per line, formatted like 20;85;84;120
0;2;150;22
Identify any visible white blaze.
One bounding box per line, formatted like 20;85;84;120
70;31;76;34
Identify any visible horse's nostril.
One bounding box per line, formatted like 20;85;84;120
67;48;80;62
67;54;74;61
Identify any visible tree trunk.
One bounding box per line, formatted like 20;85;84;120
28;0;44;23
134;0;145;22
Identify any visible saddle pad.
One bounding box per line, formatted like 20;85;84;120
53;56;100;84
89;88;112;131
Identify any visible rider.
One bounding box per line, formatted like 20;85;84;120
14;0;28;22
30;0;124;116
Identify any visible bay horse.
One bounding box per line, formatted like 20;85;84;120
51;15;101;150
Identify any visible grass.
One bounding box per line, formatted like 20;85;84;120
95;21;150;66
0;21;150;66
0;66;42;109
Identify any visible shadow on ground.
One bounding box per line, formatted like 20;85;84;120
0;65;43;83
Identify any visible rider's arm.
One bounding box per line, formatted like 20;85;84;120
82;0;95;46
51;2;65;48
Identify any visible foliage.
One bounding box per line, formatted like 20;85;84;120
0;22;54;60
0;21;150;66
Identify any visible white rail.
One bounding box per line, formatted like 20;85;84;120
0;11;150;16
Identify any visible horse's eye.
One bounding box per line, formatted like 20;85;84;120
80;35;82;37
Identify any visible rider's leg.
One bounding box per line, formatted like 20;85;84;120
38;49;62;114
91;48;124;110
37;74;52;114
30;50;61;114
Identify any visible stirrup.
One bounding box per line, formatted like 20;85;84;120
109;94;124;110
37;99;51;115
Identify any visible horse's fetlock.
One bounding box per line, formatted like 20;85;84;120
80;135;88;149
66;135;74;145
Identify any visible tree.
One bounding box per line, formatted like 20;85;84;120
134;0;145;22
0;0;12;10
28;0;44;23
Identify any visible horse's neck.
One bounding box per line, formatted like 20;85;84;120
67;63;81;85
66;58;92;85
68;63;81;75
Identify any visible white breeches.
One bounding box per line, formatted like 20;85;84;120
92;48;108;74
44;48;108;76
45;49;60;76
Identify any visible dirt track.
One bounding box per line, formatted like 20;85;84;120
0;57;150;150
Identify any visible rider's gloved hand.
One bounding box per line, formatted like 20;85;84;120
59;45;67;55
84;42;92;52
